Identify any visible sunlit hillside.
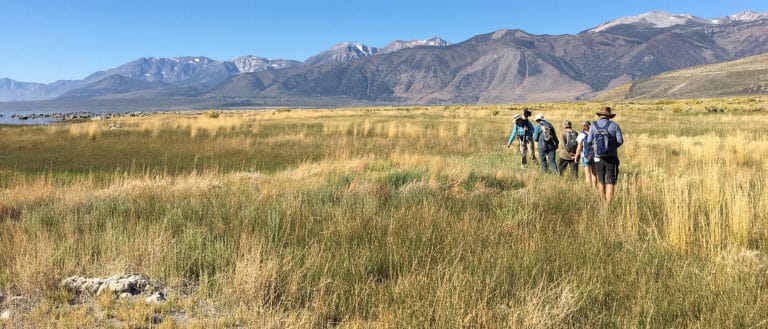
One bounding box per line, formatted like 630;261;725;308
599;53;768;100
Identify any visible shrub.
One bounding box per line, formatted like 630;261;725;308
203;110;221;118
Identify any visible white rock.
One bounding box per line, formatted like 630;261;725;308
145;291;166;304
61;274;160;298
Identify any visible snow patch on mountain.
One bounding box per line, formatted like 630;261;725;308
588;11;710;33
303;42;380;66
381;37;450;53
588;10;768;33
712;10;768;24
231;55;303;73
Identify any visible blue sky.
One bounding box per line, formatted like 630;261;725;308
2;0;768;83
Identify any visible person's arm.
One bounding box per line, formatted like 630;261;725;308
507;126;518;146
614;123;624;147
574;139;583;161
551;125;559;148
575;133;586;161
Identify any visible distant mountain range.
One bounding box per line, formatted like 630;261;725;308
2;11;768;107
0;37;451;102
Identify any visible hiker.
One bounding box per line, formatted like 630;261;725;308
521;108;537;165
574;120;597;188
558;120;578;178
532;114;559;174
506;113;535;169
586;106;624;202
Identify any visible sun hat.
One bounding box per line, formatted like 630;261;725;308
513;114;522;120
534;114;545;121
595;106;616;118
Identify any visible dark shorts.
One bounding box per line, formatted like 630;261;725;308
594;157;620;185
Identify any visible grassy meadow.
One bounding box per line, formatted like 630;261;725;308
1;98;768;328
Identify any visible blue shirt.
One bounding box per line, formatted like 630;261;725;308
586;118;624;158
507;120;534;144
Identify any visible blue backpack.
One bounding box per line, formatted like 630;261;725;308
592;121;612;157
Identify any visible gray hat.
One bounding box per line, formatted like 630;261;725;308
563;120;572;127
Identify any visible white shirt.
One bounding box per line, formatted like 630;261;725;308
576;132;587;144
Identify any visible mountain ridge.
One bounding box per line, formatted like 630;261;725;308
2;10;768;105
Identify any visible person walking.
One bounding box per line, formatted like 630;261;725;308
532;114;559;174
586;107;624;202
521;108;538;165
574;120;597;188
506;113;535;169
558;120;579;178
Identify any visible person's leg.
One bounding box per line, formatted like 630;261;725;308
594;160;607;199
604;158;620;202
518;141;527;167
548;151;559;174
581;158;592;185
528;142;537;164
539;149;547;173
557;158;567;176
570;160;578;178
605;184;615;202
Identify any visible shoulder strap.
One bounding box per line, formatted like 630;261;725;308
595;120;611;130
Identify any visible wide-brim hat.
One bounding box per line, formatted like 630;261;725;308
513;114;522;120
595;106;616;118
534;114;545;121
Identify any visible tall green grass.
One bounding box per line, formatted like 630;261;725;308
1;100;767;327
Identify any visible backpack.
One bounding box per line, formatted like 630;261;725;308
541;122;553;143
565;130;578;153
592;121;612;157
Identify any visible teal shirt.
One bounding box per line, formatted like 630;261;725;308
507;120;534;144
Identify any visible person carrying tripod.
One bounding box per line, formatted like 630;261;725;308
506;113;535;169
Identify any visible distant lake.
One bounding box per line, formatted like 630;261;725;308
0;109;135;125
0;110;60;125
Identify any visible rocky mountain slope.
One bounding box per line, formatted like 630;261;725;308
2;11;768;106
208;11;768;103
0;38;450;102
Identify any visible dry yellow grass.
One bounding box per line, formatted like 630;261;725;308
2;100;768;327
